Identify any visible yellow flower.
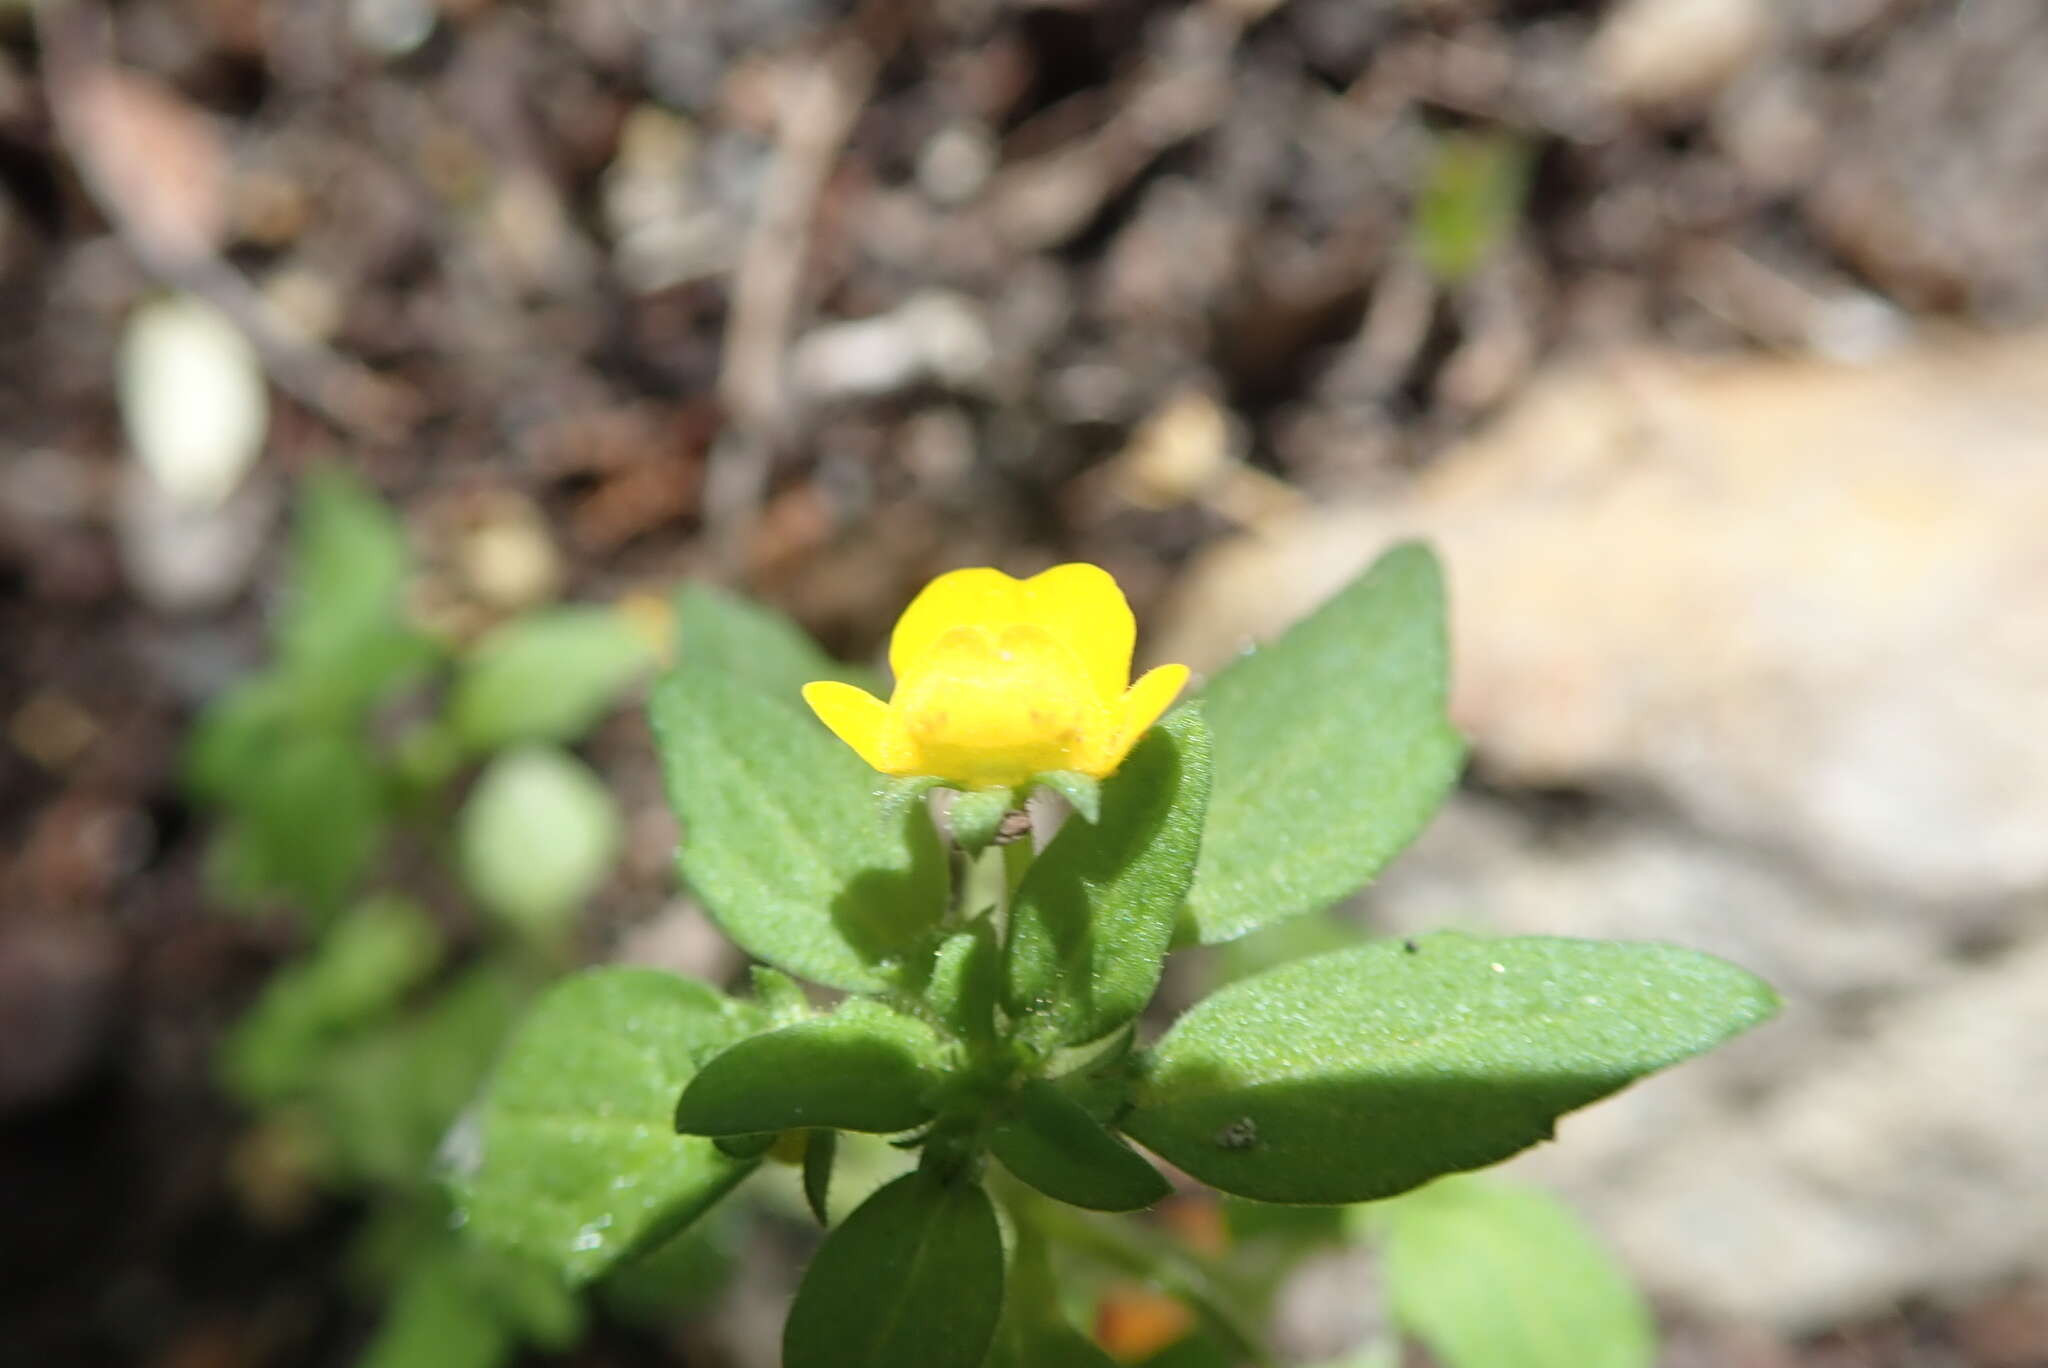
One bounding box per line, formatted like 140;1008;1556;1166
801;564;1189;790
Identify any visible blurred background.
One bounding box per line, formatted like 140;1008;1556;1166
2;0;2045;1363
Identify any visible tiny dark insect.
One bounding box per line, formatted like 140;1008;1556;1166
1214;1117;1258;1150
1403;938;1419;954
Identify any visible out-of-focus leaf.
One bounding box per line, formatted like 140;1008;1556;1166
675;581;881;703
276;469;435;717
457;746;621;940
223;895;440;1103
356;1248;512;1368
1377;1175;1654;1368
449;607;654;752
1411;131;1532;285
218;729;386;916
314;966;525;1188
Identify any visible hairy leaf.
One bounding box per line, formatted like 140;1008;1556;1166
1181;544;1462;946
990;1079;1170;1212
675;581;880;701
783;1171;1004;1368
1006;707;1210;1046
458;968;763;1283
651;665;948;992
674;999;947;1136
1124;933;1777;1202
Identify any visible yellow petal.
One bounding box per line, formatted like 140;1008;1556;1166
1016;564;1134;704
1091;662;1190;775
888;568;1026;683
801;681;893;773
893;624;1104;788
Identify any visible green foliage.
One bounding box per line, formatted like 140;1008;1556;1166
457;968;764;1284
1006;707;1210;1048
223;895;440;1103
449;607;654;752
947;787;1017;855
989;1079;1169;1212
676;580;881;698
277;469;436;717
1411;130;1533;285
782;1170;1006;1368
313;966;524;1188
650;663;949;992
357;1247;515;1368
673;999;950;1136
1123;933;1778;1203
802;1129;838;1224
1375;1175;1655;1368
192;703;388;916
1181;543;1465;946
457;746;622;939
189;493;1774;1368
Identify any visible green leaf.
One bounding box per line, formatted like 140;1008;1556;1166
277;468;434;717
674;999;948;1136
676;581;881;701
1376;1175;1654;1368
1410;131;1532;286
989;1319;1119;1368
598;1211;738;1325
651;664;948;992
458;967;764;1284
222;894;441;1103
783;1171;1005;1368
1122;933;1778;1203
989;1222;1119;1368
926;923;1000;1045
803;1128;838;1225
1035;771;1101;824
750;965;813;1025
223;728;387;915
186;675;293;807
1180;543;1463;947
991;1079;1169;1212
357;1248;514;1368
1006;706;1211;1046
947;787;1016;856
315;965;526;1187
457;746;621;939
449;607;654;752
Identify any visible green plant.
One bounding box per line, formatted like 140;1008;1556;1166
447;544;1776;1366
189;471;694;1365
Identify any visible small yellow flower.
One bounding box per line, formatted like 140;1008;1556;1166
801;564;1189;790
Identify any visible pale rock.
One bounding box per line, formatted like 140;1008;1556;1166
1516;930;2048;1329
116;464;272;614
1590;0;1773;112
789;291;994;402
1159;335;2048;903
117;293;268;510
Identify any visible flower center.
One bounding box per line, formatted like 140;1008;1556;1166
892;624;1104;787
